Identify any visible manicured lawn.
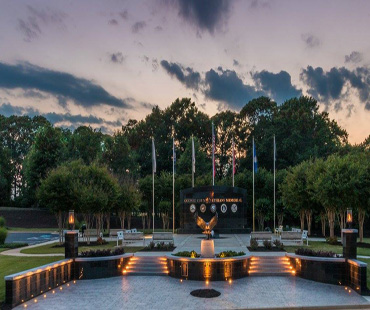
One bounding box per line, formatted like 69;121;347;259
360;258;370;289
0;255;60;304
7;227;58;232
285;241;370;257
21;241;144;255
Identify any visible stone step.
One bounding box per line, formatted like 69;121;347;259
125;271;169;276
249;271;293;276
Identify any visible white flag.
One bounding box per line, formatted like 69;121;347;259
192;137;195;173
152;138;156;173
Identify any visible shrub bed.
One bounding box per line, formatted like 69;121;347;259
295;247;338;258
141;241;175;252
216;251;245;258
173;250;200;258
0;242;28;249
79;247;125;257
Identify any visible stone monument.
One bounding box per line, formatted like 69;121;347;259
194;212;218;258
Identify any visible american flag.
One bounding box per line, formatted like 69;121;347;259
212;122;215;178
232;137;235;176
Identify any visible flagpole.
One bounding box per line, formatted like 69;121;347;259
173;136;175;234
273;135;276;233
252;137;255;232
232;136;235;187
212;122;215;186
152;137;155;234
192;135;194;188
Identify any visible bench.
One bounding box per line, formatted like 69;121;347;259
109;229;126;237
291;228;301;232
123;232;145;245
83;229;103;239
280;231;303;245
152;232;174;244
250;232;273;244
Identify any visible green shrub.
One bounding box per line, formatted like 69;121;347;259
173;250;200;258
0;242;28;249
0;216;6;228
217;250;245;257
326;236;340;245
273;239;284;250
263;240;272;250
250;238;258;250
0;227;8;245
79;247;125;257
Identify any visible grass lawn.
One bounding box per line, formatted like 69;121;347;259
285;241;370;256
0;255;60;304
7;227;58;232
360;258;370;289
21;241;144;255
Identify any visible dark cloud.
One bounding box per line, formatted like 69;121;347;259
249;0;271;9
132;21;147;33
0;102;122;127
108;19;118;26
155;26;163;31
252;70;302;103
22;89;49;100
167;0;231;34
119;10;128;20
17;5;66;41
301;65;370;110
345;51;363;64
233;59;240;67
204;67;263;109
0;62;130;109
301;33;320;48
160;60;201;90
110;52;125;64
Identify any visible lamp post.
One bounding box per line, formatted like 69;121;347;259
68;210;75;230
346;208;353;229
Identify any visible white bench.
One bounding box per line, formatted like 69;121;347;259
116;231;124;246
292;228;301;232
152;232;174;244
123;232;145;245
280;231;303;245
250;232;273;244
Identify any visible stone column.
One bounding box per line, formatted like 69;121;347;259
342;229;358;259
65;231;78;259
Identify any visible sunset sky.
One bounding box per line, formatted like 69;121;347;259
0;0;369;143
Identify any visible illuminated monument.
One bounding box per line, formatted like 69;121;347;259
179;185;247;234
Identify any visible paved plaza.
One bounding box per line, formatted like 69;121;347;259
15;275;370;310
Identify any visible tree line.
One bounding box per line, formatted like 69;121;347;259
0;96;369;239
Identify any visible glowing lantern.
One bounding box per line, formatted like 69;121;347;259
68;210;75;229
346;208;353;228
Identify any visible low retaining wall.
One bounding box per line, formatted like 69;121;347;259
5;259;74;308
75;254;132;280
166;254;251;281
286;253;368;295
5;254;133;308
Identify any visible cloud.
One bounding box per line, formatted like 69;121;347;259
160;60;201;90
0;102;122;127
132;21;146;33
155;25;163;31
300;65;370;111
22;89;49;100
108;19;118;26
109;52;125;64
249;0;271;9
345;51;363;64
233;59;240;67
252;70;302;103
167;0;231;34
119;10;128;20
301;33;320;48
204;67;263;109
0;61;131;109
17;5;67;41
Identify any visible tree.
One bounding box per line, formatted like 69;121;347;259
24;125;65;205
0;145;12;205
255;198;271;231
37;163;76;244
281;161;313;233
138;175;156;230
158;172;173;229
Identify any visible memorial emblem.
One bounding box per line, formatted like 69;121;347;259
200;204;206;213
221;204;227;213
231;204;237;213
190;204;196;213
210;204;216;213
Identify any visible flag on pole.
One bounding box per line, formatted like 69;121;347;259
212;122;215;184
192;136;195;174
152;138;156;173
232;137;235;176
273;135;276;164
253;138;258;173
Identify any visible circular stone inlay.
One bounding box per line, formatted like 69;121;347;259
190;289;221;298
